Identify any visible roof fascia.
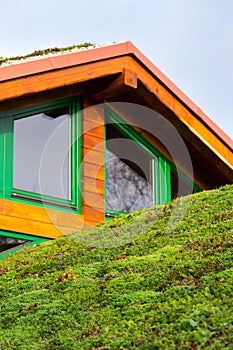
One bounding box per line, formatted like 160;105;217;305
0;42;131;83
0;41;232;151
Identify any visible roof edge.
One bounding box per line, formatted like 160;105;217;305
0;41;232;150
125;42;233;151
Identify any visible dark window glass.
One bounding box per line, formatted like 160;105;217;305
13;107;71;200
171;167;196;199
106;123;154;213
0;235;30;254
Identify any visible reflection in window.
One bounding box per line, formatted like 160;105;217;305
0;235;30;254
13;107;71;200
106;123;154;213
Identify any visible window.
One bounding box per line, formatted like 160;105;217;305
105;106;201;216
0;230;49;260
13;106;71;200
170;167;200;200
105;107;171;215
0;97;81;210
0;234;29;254
106;122;154;213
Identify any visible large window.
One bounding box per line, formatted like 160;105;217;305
13;107;71;200
0;97;81;210
105;106;201;216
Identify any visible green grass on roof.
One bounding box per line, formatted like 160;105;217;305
0;184;233;349
0;43;95;66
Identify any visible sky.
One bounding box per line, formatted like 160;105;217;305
0;0;232;138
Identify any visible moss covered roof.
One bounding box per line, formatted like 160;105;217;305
0;42;96;66
0;184;233;348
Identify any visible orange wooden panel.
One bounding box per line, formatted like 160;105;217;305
0;199;51;223
83;147;104;167
82;176;104;195
82;104;105;126
0;57;130;102
46;209;84;230
0;213;64;238
0;199;84;230
128;58;233;169
0;53;231;171
124;68;138;88
83;122;105;139
82;163;104;181
83;205;105;223
83;134;104;152
83;191;104;210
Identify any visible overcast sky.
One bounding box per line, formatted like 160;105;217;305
0;0;232;138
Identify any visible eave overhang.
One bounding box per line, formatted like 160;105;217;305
0;41;232;174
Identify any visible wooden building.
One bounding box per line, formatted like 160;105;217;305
0;42;232;257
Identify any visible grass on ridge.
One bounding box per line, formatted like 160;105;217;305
0;185;233;349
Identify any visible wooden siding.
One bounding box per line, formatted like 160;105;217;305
0;93;105;239
82;96;105;226
0;46;232;239
0;54;231;172
0;198;84;238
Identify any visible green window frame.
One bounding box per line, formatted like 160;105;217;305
104;105;201;217
0;230;49;260
105;106;171;216
0;96;82;212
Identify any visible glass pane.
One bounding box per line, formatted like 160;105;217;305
106;123;154;213
171;168;195;199
13;107;71;200
0;235;29;253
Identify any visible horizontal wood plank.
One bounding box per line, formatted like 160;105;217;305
83;205;105;223
83;121;104;139
46;209;84;230
82;176;104;195
82;163;104;180
83;147;104;167
83;134;104;152
0;198;84;232
83;191;104;210
0;213;76;238
0;57;130;103
82;102;105;126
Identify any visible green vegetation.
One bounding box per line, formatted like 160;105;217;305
0;185;233;349
0;43;95;66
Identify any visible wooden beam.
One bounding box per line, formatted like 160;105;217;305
126;58;233;169
0;53;231;178
91;68;137;102
0;199;84;238
0;57;130;103
133;82;233;181
124;68;137;88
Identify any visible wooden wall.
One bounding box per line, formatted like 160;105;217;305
0;56;231;240
82;97;105;228
0;93;106;239
0;198;84;238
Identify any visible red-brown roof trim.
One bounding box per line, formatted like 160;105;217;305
0;41;232;149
